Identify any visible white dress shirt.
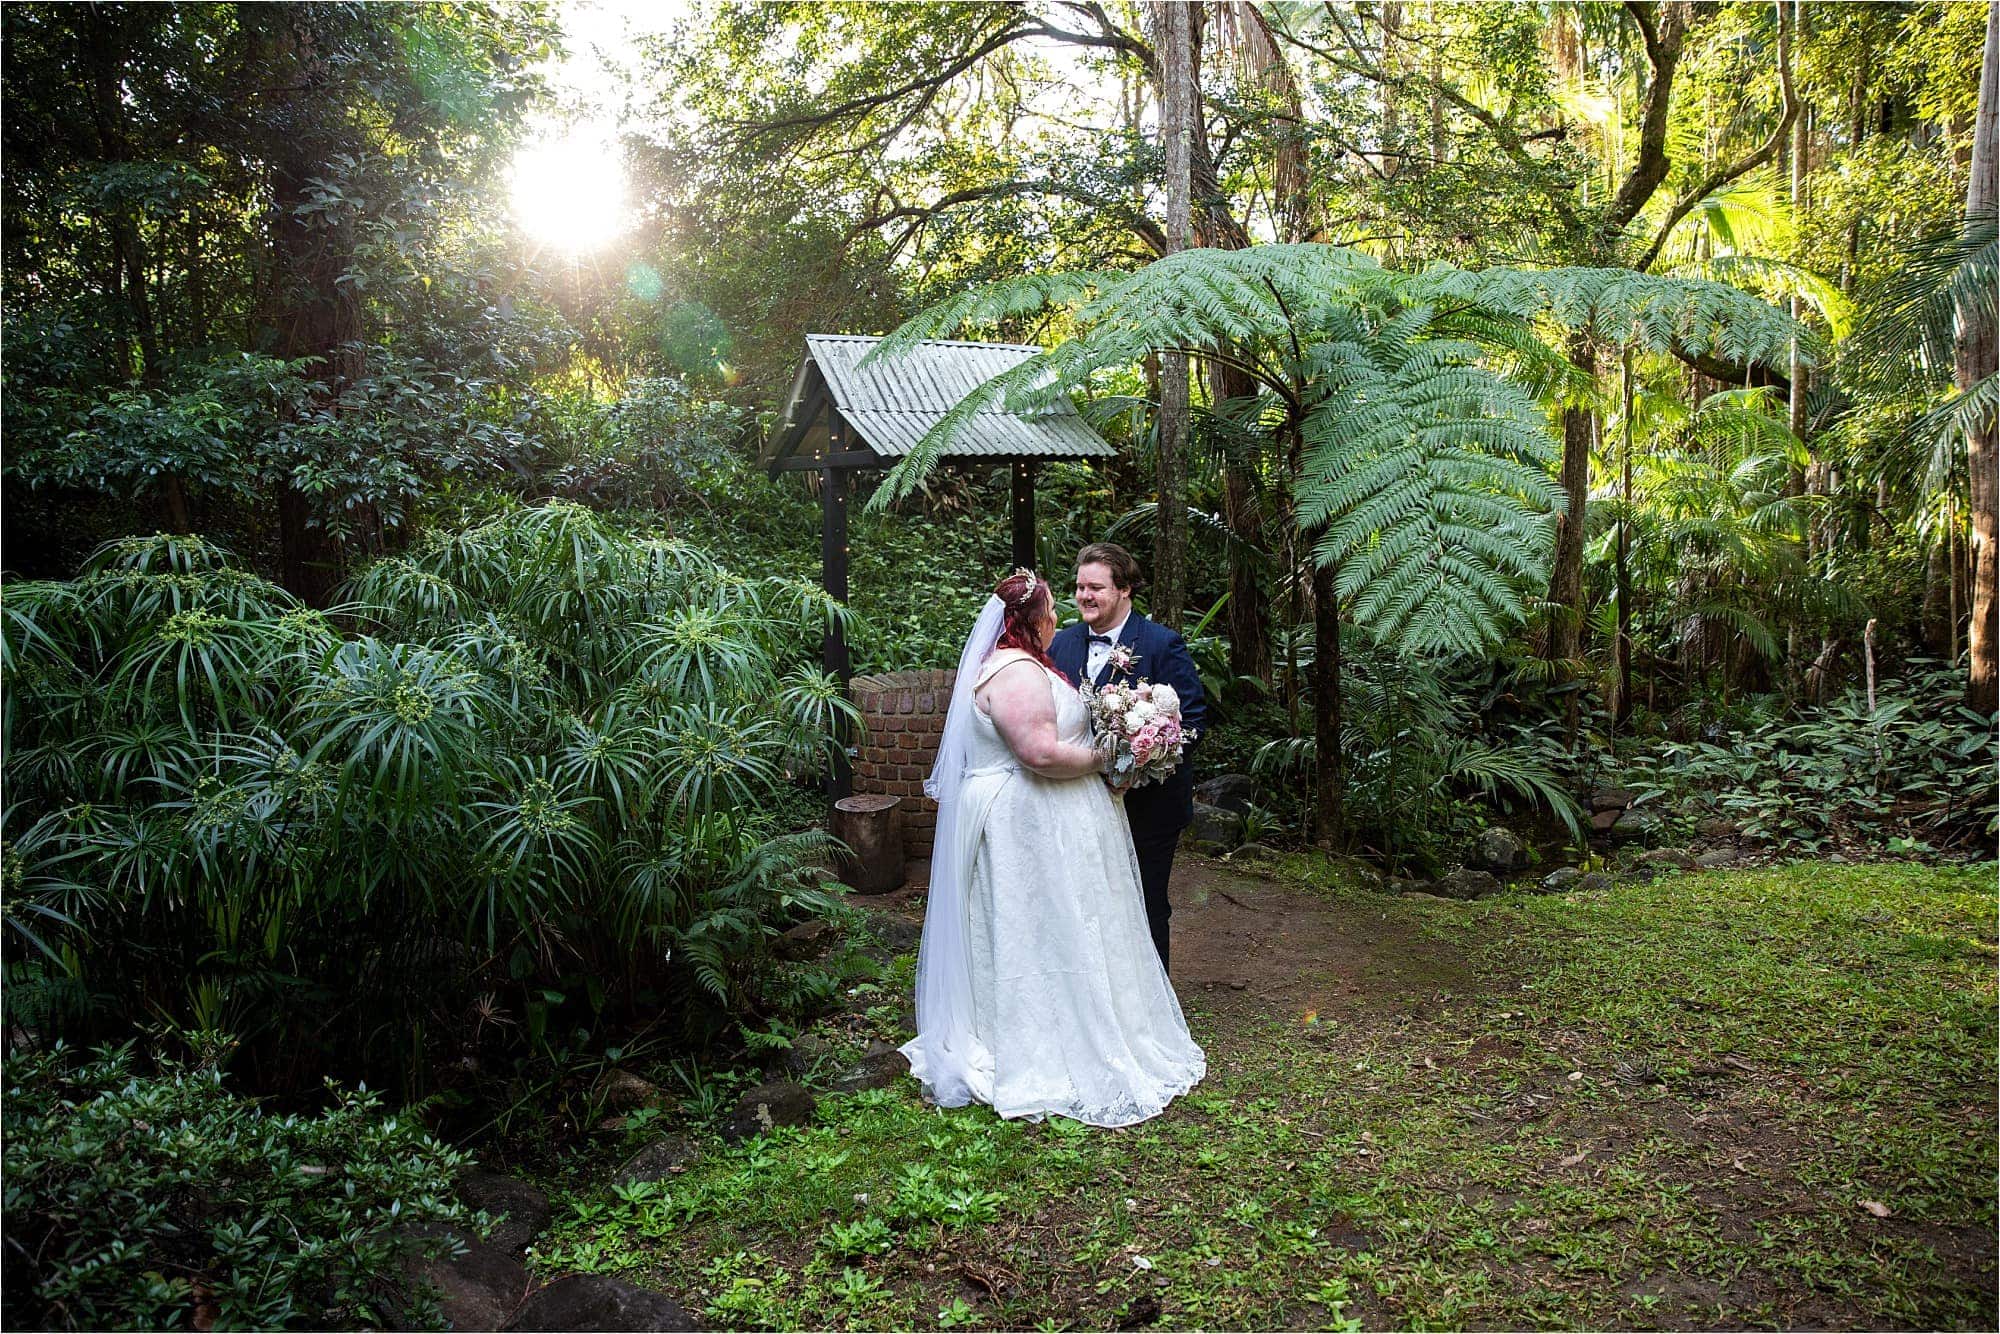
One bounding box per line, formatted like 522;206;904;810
1084;611;1131;682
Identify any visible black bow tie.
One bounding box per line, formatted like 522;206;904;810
1089;634;1115;646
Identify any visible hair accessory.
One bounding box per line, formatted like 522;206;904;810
1012;567;1037;600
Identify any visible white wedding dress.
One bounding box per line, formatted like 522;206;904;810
901;648;1206;1127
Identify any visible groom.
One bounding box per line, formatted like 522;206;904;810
1049;542;1207;972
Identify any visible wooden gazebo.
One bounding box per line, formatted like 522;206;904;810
765;333;1116;678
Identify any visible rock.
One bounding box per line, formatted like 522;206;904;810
859;910;921;955
1230;841;1279;863
615;1135;702;1189
724;1079;816;1141
594;1069;664;1114
1590;809;1621;834
407;1225;530;1333
1327;855;1386;892
1609;808;1661;842
1590;786;1638;813
1399;891;1451;904
1638;848;1698;872
1433;868;1501;900
1695;816;1738;840
1539;867;1583;894
1193;773;1257;816
1576;872;1614;893
829;1045;910;1094
774;919;838;961
1186;802;1246;852
1695;847;1740;869
503;1275;698;1332
1474;827;1528;872
455;1172;550;1254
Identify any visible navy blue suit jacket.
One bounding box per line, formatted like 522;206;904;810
1049;611;1207;838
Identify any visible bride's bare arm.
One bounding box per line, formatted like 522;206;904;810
979;660;1102;779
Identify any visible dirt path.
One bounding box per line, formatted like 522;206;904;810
1168;855;1482;1017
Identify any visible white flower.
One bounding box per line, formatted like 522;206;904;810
1128;701;1157;723
1150;684;1180;716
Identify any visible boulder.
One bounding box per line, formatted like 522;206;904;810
1576;872;1614;893
1325;855;1386;892
724;1079;816;1142
1389;877;1433;896
829;1042;911;1094
407;1225;530;1333
1695;815;1739;841
860;910;921;955
1433;868;1501;900
1230;841;1280;864
774;919;838;961
1539;866;1583;894
1193;773;1257;816
594;1069;664;1114
1186;802;1246;852
1590;786;1638;813
1695;847;1740;869
1590;809;1621;835
1609;808;1662;842
455;1172;551;1254
1474;827;1528;872
1637;848;1698;872
503;1275;698;1332
614;1135;702;1190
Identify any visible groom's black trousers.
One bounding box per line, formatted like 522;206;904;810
1131;827;1180;973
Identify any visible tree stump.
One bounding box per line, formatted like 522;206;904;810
832;794;904;894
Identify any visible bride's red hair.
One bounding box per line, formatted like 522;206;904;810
991;570;1058;673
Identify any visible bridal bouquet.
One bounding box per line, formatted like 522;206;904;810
1084;679;1197;791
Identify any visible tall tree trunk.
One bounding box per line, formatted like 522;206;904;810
1380;1;1402;181
1151;0;1194;631
1925;535;1955;657
255;11;361;608
1312;556;1343;846
1547;332;1597;738
1208;357;1272;684
1615;349;1634;727
1787;0;1810;498
1962;0;1999;711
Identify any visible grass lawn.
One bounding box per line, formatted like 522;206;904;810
529;859;1997;1331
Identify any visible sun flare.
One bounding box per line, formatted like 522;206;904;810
509;128;628;254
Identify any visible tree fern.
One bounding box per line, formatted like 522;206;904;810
866;246;1804;665
1299;307;1561;655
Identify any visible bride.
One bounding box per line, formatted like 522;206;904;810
899;569;1205;1127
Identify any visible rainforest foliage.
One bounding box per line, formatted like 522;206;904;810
0;4;1993;1281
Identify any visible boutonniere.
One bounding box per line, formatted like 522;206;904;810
1107;643;1140;675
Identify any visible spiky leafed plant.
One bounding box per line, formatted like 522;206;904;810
0;513;860;1091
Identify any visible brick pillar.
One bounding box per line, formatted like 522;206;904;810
848;668;953;877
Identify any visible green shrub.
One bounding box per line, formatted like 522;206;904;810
1614;661;1996;852
1;1042;471;1331
1;510;861;1092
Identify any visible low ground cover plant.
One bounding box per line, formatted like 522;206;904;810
2;1041;473;1331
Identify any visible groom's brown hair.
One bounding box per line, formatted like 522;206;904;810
1076;541;1144;593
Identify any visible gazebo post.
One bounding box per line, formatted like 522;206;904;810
823;423;853;800
1010;460;1037;572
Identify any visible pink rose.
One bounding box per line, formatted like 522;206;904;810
1157;720;1182;747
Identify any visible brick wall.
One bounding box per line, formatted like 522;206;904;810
849;668;954;865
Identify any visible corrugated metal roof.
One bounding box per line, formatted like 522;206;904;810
777;334;1115;460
